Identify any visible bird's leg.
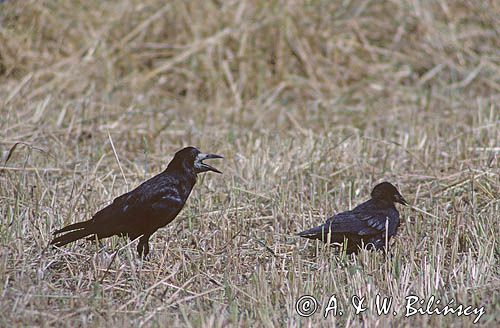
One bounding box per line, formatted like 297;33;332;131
137;234;151;259
143;242;150;258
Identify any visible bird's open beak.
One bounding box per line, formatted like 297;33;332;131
396;194;408;206
198;153;224;173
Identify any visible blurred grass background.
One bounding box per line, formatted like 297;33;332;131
0;0;498;327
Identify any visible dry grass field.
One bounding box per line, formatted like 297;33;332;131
0;0;499;327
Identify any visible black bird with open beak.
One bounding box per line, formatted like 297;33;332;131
51;146;223;257
298;181;408;253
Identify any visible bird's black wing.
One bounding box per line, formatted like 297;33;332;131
91;175;187;236
323;211;376;234
298;210;370;240
123;179;185;222
354;207;399;237
299;205;399;239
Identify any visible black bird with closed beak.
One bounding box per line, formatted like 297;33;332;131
298;182;407;254
51;146;223;257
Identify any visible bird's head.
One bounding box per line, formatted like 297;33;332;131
371;182;408;205
170;146;223;174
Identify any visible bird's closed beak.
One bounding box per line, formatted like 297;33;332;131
395;194;408;206
197;153;224;173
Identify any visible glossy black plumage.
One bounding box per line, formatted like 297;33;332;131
298;182;407;253
51;146;223;257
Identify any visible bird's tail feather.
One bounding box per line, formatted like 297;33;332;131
51;219;95;247
297;225;331;241
53;221;89;235
50;229;92;247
